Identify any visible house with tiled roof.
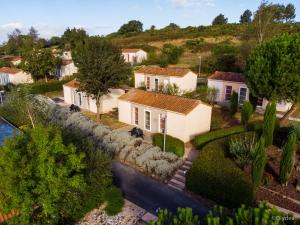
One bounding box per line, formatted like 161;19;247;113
63;80;125;114
135;66;197;93
118;89;212;142
122;48;147;65
0;67;33;85
55;51;78;78
208;71;292;112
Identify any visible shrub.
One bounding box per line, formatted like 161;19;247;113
104;187;124;216
152;133;185;157
280;131;297;186
26;78;72;94
252;137;267;189
186;133;254;208
289;122;300;140
230;92;238;115
229;132;257;168
262;102;276;147
241;101;253;127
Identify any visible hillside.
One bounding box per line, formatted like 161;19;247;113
109;23;300;76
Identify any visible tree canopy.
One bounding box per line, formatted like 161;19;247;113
212;14;228;25
240;9;252;23
75;37;132;119
61;27;88;50
118;20;143;34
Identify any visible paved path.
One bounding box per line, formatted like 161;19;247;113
112;161;210;217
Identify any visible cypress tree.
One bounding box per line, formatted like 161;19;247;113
241;101;253;128
280;131;297;186
262;102;276;146
252;137;266;189
230;92;238;115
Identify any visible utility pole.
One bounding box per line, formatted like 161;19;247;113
162;114;167;152
198;56;202;77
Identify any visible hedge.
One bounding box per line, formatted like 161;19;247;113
152;133;185;157
186;132;255;208
193;123;263;149
104;186;124;216
25;78;72;95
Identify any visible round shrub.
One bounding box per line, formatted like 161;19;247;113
104;186;124;216
152;133;185;157
186;133;254;208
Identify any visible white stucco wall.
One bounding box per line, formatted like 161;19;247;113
134;73;145;88
63;85;73;104
122;50;147;64
61;63;78;77
261;99;292;112
9;72;33;85
166;112;187;141
169;72;197;92
118;100;132;124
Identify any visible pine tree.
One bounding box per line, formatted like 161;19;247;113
252;137;266;188
241;101;253;128
262;102;276;146
280;131;297;186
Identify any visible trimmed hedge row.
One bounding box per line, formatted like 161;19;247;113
152;133;185;157
193;123;263;149
186;132;255;208
26;78;72;94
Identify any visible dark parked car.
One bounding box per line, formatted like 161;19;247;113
129;127;144;139
69;104;81;112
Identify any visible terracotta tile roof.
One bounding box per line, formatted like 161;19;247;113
62;59;73;66
136;66;191;77
64;80;80;89
122;48;142;53
0;67;22;75
10;56;22;62
0;209;19;223
119;89;203;115
208;71;245;83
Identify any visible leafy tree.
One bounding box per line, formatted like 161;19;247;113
245;32;300;124
240;9;252;23
61;27;88;50
75;37;132;119
28;26;39;43
118;20;143;34
241;101;253;127
184;86;218;105
164;23;180;30
262;102;276;147
230;91;238;115
212;14;228;25
150;25;156;30
22;48;59;82
252;137;266;188
0;125;86;224
212;43;240;72
280;131;297;186
283;3;296;23
161;43;184;64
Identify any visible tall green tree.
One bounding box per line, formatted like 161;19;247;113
0;125;86;224
212;14;228;25
118;20;143;34
252;137;266;189
164;23;180;30
280;131;297;186
230;92;238;115
161;43;184;65
240;9;252;23
241;101;253;127
262;102;276;147
283;3;296;23
61;27;88;50
245;32;300;124
75;37;132;119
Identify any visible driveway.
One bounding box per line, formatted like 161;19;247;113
112;161;210;216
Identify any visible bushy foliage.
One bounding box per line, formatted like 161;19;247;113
212;14;228;25
26;78;72;94
263;102;277;146
161;43;184;65
252;137;267;189
280;131;297;186
230;91;239;115
104;187;124;216
187;133;254;207
152;133;185;157
241;101;253;127
229;132;257;168
118;20;143;34
152;203;288;225
184;86;218;105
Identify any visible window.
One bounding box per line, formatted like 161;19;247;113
146;77;150;89
239;87;247;105
134;107;138;125
225;86;232;101
160;114;166;133
155;78;159;91
145;110;151;131
257;97;263;107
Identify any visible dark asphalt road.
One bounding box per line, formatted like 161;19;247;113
112;161;210;216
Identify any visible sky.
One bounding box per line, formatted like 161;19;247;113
0;0;299;43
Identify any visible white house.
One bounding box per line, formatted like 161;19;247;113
118;89;212;142
61;51;72;60
63;80;125;114
135;66;198;93
207;71;292;112
56;59;78;78
122;48;147;65
0;67;33;85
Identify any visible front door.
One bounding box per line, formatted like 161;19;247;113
239;87;247;105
